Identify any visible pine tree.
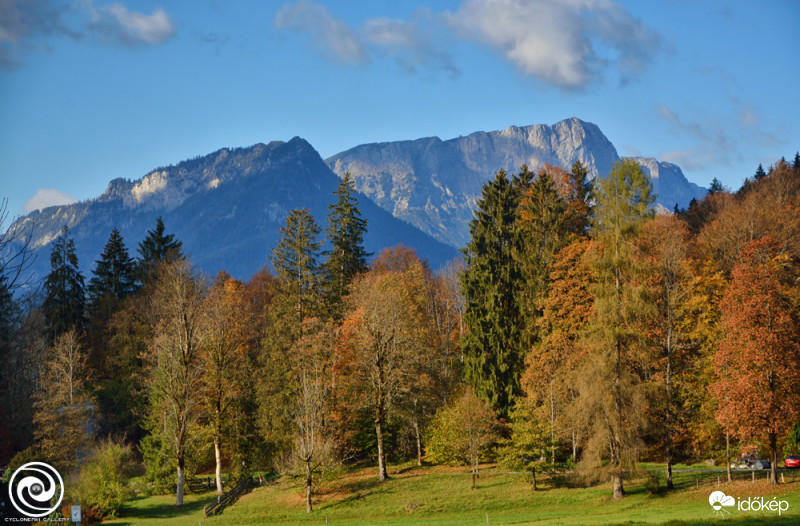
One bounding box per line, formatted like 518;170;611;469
325;173;370;317
754;163;767;180
136;217;183;280
86;229;138;394
580;159;655;499
461;169;529;416
565;160;593;235
43;226;86;343
88;229;137;308
516;169;567;348
793;152;800;170
270;209;324;325
708;177;725;195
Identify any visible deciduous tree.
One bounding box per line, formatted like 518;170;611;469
579;159;655;499
711;237;800;484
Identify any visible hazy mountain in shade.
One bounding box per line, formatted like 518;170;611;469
6;138;459;286
326;118;707;247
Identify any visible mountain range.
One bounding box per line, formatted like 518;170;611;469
326;118;706;247
5;118;706;285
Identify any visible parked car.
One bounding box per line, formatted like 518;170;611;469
785;455;800;469
731;454;771;470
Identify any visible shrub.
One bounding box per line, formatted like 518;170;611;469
74;440;135;518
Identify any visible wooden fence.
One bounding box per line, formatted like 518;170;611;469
203;477;254;517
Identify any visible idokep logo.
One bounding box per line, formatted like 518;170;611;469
7;462;64;518
709;490;735;518
737;496;790;516
709;490;791;518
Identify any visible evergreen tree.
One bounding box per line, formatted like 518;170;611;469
793;152;800;170
565;160;594;236
461;168;529;416
708;177;725;195
136;217;183;279
86;229;139;422
325;173;370;316
516;169;567;348
754;163;767;180
270;209;324;325
88;229;137;310
42;226;86;343
580;159;655;499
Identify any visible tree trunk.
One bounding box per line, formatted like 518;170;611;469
531;466;537;491
376;409;388;482
214;436;223;499
305;459;313;512
176;456;185;506
612;473;624;500
549;381;556;464
571;427;577;463
665;331;674;490
726;430;732;483
413;419;423;467
770;432;778;485
472;458;477;490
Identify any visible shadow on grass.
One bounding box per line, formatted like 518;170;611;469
109;494;215;526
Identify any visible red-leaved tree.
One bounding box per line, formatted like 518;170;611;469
711;236;800;484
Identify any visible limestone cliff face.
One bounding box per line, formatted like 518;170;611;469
6;138;458;286
327;118;706;247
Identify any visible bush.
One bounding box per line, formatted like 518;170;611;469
139;433;174;495
74;440;135;518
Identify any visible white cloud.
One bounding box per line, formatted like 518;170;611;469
24;188;77;213
275;2;457;77
85;1;176;47
0;0;175;69
363;11;459;77
275;0;367;65
444;0;662;88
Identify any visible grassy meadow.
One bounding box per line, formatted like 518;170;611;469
101;463;800;525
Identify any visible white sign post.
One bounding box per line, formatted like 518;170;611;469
71;505;81;523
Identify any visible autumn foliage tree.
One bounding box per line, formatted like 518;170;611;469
637;214;694;489
33;329;95;472
201;272;249;497
145;261;206;506
336;250;430;482
579;159;655;499
522;238;595;463
711;237;800;484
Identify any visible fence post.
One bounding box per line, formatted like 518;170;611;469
752;471;755;483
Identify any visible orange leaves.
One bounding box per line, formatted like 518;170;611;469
711;237;800;440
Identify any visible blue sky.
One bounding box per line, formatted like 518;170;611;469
1;0;798;220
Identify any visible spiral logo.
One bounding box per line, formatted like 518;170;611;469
8;462;64;518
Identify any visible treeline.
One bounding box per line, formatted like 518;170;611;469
0;154;799;516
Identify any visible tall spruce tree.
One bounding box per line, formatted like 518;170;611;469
270;208;324;325
516;169;567;348
565;160;594;236
325;173;370;316
86;229;139;424
88;229;137;310
754;163;767;180
137;217;183;280
461;168;530;416
42;226;85;343
580;159;655;499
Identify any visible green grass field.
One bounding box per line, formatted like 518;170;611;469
102;464;800;525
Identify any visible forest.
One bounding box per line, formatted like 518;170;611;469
1;155;799;519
